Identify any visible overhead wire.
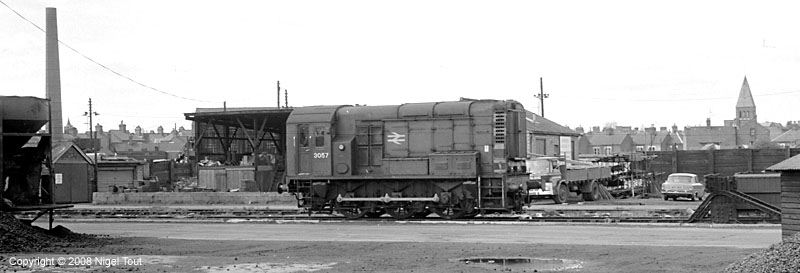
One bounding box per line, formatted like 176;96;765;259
589;89;800;102
0;0;220;103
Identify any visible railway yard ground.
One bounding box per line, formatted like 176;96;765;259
1;196;792;273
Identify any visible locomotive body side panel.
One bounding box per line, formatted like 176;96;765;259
284;99;529;218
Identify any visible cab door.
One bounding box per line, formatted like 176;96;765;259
311;124;332;176
297;124;312;174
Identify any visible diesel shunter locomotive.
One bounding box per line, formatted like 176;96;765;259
283;99;529;219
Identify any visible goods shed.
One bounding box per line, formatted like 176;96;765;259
52;141;93;203
184;107;293;192
525;111;580;159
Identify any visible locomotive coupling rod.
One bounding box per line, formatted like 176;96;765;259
336;193;440;203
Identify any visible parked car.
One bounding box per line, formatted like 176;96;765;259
661;173;706;201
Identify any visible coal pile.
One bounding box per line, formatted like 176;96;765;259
725;233;800;273
0;212;103;253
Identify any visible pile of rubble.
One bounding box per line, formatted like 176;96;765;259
725;232;800;273
0;212;101;252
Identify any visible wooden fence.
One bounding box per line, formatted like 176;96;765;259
150;161;194;188
647;148;800;179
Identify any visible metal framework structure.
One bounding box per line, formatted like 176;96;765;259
184;107;293;191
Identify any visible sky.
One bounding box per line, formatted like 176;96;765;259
2;0;800;133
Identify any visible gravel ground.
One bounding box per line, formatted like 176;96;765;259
0;212;107;253
1;210;781;272
725;233;800;273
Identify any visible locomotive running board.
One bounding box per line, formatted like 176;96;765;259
336;193;440;203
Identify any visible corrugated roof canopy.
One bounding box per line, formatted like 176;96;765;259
185;107;293;132
767;154;800;171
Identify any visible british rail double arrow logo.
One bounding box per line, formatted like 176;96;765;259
388;132;406;145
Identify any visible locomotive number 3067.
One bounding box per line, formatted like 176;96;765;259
313;152;329;159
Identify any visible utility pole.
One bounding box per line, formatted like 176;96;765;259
277;81;281;108
84;98;99;191
534;77;549;117
284;89;288;108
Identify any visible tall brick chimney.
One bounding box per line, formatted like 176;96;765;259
45;7;63;140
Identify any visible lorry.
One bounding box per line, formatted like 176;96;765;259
525;157;615;204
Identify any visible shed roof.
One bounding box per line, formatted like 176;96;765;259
767;154;800;171
772;129;800;143
52;141;92;163
525;111;580;136
185;107;293;133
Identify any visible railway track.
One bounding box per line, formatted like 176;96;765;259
10;207;778;224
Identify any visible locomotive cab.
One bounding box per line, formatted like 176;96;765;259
295;123;332;176
286;106;344;178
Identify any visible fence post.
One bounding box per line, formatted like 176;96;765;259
672;150;678;173
169;160;174;185
747;149;754;172
708;149;715;175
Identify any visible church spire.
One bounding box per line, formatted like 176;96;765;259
736;76;755;108
735;76;756;121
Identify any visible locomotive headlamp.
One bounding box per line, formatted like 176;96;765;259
338;144;346;151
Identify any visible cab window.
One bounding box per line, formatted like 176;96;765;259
315;127;325;147
298;125;309;147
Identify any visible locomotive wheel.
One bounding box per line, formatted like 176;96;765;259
364;209;386;218
432;200;474;220
553;183;569;204
410;209;431;219
386;204;415;220
336;203;369;220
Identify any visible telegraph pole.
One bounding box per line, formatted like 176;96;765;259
277;81;281;108
534;77;549;117
84;99;99;190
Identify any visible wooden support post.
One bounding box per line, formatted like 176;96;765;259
49;209;54;230
255;118;269;150
226;127;239;162
672;150;679;173
269;131;283;155
747;149;754;172
708;150;715;174
210;121;230;161
193;122;207;150
236;117;257;151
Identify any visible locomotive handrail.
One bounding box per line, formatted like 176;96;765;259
336;193;440;203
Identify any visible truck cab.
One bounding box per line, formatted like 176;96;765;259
525;156;613;203
526;157;563;198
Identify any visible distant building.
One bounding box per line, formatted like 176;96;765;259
683;77;770;149
71;120;192;160
630;126;678;152
578;127;635;155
